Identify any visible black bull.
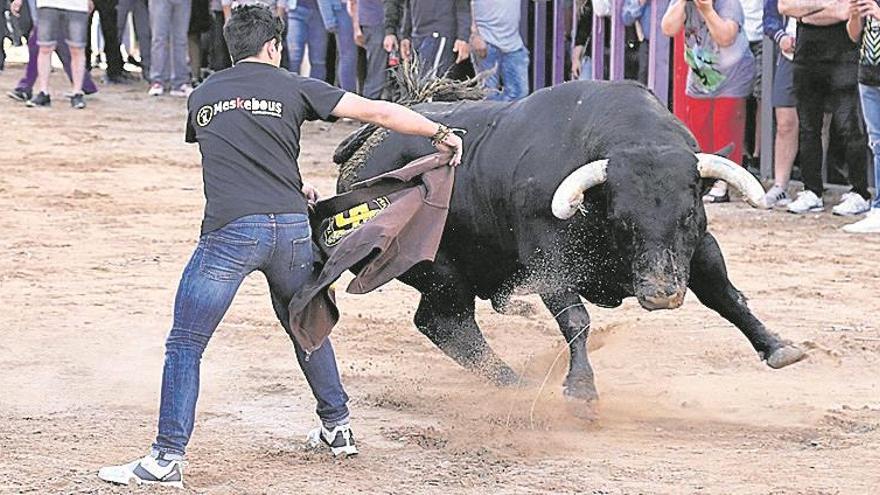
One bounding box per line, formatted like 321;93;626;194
334;80;805;403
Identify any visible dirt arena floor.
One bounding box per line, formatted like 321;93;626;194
1;65;879;495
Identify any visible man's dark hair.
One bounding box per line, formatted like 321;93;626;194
223;4;284;63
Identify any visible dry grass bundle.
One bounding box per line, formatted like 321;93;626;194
335;56;489;189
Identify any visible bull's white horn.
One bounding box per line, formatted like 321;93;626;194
696;153;765;208
551;159;609;219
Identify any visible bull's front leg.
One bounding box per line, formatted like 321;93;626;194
540;290;598;402
688;233;805;369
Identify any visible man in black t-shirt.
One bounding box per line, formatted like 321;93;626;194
99;4;463;488
780;0;872;216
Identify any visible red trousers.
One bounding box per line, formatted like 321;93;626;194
683;96;747;166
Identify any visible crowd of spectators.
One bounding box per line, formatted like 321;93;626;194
1;0;877;231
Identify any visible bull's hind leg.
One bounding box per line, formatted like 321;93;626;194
688;234;805;369
540;290;598;402
409;261;520;386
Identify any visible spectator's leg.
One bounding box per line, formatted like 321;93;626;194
210;10;229;71
774;107;798;188
17;27;40;90
476;43;501;99
133;0;151;75
94;0;124;77
793;63;828;197
713;97;747;166
832;67;870;200
67;11;89;94
279;17;290;70
34;8;59;95
0;0;8;70
637;39;649;85
332;3;357;91
149;0;171;85
286;7;308;74
36;44;53;94
361;23;386;99
683;95;715;154
117;0;132;44
188;32;200;84
862;84;880;210
170;0;192;88
499;46;529;101
305;4;327;80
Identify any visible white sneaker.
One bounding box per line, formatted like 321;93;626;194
831;192;871;216
98;454;183;488
761;184;791;209
787;190;824;214
170;84;194;97
307;423;358;457
842;209;880;233
148;83;164;96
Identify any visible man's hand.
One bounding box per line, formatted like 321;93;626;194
400;38;412;59
694;0;715;15
571;45;585;79
453;39;470;63
354;27;366;47
10;0;22;16
383;34;398;52
302;182;320;205
470;32;488;58
435;133;464;167
780;34;796;54
855;0;880;17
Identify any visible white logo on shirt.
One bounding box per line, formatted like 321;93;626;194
196;97;284;126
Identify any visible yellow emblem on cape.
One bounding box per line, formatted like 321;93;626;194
323;197;390;246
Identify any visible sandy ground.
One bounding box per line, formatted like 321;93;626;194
1;64;879;495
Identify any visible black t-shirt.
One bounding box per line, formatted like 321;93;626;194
186;61;345;234
795;21;858;65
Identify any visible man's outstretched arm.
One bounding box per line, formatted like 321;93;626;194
331;93;465;166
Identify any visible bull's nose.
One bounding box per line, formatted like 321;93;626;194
639;291;685;310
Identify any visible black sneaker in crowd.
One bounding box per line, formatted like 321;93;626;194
70;93;86;109
26;92;51;107
7;88;32;102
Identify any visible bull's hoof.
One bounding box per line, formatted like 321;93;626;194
563;385;599;421
765;344;806;369
563;377;599;403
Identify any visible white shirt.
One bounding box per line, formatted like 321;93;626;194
740;0;764;43
37;0;89;12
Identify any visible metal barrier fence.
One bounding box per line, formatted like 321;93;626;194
520;0;868;184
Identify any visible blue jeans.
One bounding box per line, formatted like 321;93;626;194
412;33;456;77
859;83;880;210
148;0;191;87
328;1;357;91
476;44;529;101
152;214;350;459
288;1;328;80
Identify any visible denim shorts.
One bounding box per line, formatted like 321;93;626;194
37;7;89;48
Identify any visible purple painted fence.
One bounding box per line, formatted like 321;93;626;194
522;0;670;106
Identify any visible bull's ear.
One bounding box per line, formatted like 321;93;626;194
699;178;715;198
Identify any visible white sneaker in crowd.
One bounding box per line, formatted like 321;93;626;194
170;84;194;98
148;83;165;97
98;453;183;488
842;208;880;233
761;184;791;209
831;192;871;216
786;190;824;214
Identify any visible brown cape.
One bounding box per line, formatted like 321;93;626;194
287;153;454;352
